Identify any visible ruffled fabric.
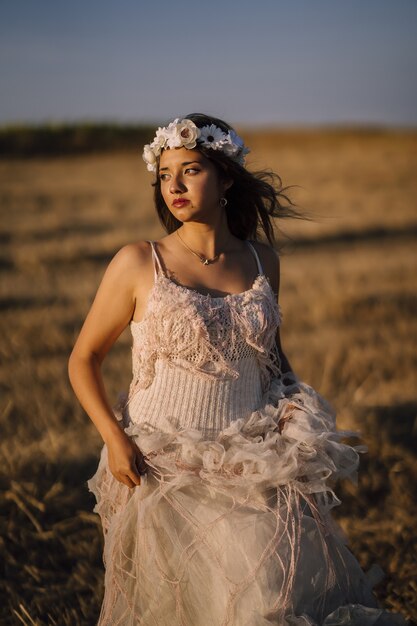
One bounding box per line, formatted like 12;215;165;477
87;376;408;626
121;376;365;515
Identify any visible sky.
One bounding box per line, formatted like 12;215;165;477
1;0;416;128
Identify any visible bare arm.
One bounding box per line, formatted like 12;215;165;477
68;243;149;489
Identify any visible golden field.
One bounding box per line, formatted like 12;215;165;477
0;128;416;625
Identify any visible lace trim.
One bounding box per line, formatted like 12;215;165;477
128;272;282;397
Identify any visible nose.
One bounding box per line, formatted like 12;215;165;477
169;173;186;195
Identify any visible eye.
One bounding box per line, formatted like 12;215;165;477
185;167;200;175
159;173;170;181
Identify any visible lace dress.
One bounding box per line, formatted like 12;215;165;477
87;240;408;626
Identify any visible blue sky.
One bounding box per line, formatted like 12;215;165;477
1;0;416;127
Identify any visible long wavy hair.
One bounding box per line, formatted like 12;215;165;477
151;113;303;246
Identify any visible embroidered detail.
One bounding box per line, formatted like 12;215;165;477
129;272;282;397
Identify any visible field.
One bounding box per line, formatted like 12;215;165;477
0;128;416;624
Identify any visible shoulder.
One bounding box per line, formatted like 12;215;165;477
249;240;280;294
110;240;152;267
103;240;153;285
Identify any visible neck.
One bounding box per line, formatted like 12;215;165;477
177;214;234;258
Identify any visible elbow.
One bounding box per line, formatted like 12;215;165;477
67;348;80;387
68;347;89;382
67;347;101;383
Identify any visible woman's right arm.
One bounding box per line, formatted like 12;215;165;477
68;243;149;489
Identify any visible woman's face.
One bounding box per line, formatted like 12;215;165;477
158;147;230;222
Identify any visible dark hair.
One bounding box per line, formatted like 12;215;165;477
152;112;302;246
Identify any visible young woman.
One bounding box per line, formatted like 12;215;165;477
68;114;408;625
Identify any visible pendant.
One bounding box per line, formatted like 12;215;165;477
202;259;210;265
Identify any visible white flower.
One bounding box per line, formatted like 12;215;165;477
141;118;250;172
226;130;244;155
177;119;200;149
148;118;202;153
164;119;183;149
223;130;250;164
222;130;240;156
150;127;167;155
142;144;157;172
199;124;228;149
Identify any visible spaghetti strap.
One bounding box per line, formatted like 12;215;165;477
147;241;165;280
246;241;264;275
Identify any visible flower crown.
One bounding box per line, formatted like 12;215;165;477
142;118;250;173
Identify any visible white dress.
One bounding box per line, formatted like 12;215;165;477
87;240;408;626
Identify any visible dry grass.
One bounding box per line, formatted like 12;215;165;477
0;128;416;624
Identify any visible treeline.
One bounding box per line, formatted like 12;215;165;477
0;122;156;157
1;122;414;158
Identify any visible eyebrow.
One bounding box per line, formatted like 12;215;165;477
159;160;202;172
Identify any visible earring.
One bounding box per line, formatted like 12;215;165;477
220;197;228;207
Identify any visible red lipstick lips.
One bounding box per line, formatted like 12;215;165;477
173;199;190;208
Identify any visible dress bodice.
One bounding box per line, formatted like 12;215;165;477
123;240;283;437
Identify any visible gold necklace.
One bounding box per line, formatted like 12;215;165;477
176;229;228;265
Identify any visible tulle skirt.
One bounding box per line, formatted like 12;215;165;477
87;377;409;626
